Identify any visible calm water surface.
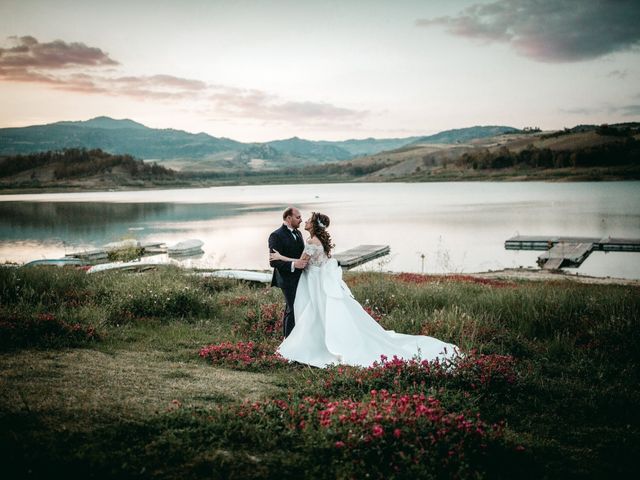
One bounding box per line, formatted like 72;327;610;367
1;182;639;279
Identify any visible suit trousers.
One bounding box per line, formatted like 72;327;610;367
281;283;297;338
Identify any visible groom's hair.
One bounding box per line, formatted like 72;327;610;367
283;207;295;220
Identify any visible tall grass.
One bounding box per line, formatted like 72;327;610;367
1;266;639;478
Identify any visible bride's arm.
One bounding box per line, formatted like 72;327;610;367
270;249;310;262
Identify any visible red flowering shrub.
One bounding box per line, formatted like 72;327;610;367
232;302;283;340
317;352;519;398
396;273;516;288
219;295;251;307
452;351;518;388
0;311;99;349
231;391;504;478
199;341;289;370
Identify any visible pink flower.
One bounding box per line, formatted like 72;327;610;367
335;441;346;448
372;424;384;438
393;428;402;439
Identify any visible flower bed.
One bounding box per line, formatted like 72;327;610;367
395;273;516;288
199;340;289;369
230;391;506;478
231;301;284;342
317;352;519;398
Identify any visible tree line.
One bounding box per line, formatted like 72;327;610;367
0;148;175;180
455;138;640;170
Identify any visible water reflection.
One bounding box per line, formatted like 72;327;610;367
0;201;257;242
0;182;639;279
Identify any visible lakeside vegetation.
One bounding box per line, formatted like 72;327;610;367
1;266;638;478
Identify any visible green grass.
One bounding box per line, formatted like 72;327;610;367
0;267;638;478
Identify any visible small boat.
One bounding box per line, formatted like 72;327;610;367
196;270;271;283
24;258;85;267
87;260;168;274
140;241;167;254
168;239;204;256
65;249;109;261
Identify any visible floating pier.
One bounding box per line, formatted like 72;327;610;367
333;244;391;270
505;235;640;270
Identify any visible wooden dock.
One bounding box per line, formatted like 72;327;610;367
333;245;390;270
505;235;640;270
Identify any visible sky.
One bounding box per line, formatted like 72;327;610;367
0;0;639;142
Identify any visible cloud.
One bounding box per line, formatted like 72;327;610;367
208;87;365;122
0;35;366;125
416;0;640;62
621;105;640;116
560;102;640;117
607;70;629;79
0;35;118;69
559;106;603;116
114;74;207;91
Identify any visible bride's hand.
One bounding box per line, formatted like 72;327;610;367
270;249;283;261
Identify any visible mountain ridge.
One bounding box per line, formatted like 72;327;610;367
0;116;521;169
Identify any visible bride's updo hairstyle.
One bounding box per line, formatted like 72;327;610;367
310;212;335;257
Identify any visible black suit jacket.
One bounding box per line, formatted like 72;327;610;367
269;224;305;288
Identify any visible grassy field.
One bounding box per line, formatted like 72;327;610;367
0;266;639;479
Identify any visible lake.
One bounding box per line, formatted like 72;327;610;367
1;182;639;279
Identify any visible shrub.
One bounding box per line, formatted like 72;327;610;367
232;302;283;341
0;311;99;350
94;269;216;323
315;352;519;399
199;341;289;370
0;266;90;309
226;391;507;479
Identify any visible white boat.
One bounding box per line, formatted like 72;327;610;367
86;260;168;274
140;241;167;254
25;258;85;267
196;270;271;283
167;239;204;256
65;249;109;261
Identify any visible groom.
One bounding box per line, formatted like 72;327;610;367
269;207;307;338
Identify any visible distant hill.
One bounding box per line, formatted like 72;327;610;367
265;137;352;162
0;117;523;171
55;116;148;130
0;117;243;160
0;148;178;189
410;126;519;145
317;137;424;156
1;123;637;189
305;124;640;181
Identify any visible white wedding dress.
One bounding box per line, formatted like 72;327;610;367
277;243;458;368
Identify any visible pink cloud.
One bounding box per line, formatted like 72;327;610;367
0;35;118;69
0;35;366;124
207;88;365;122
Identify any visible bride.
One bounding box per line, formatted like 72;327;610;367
269;212;458;368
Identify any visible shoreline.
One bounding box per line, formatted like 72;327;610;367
1;166;639;195
463;267;640;286
4;260;638;286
